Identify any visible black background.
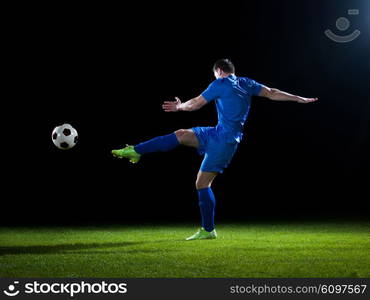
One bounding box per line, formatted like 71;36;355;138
4;0;369;225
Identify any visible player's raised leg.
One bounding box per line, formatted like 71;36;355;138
111;129;199;163
186;171;218;240
173;129;199;148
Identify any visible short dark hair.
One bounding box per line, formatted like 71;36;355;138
213;59;235;74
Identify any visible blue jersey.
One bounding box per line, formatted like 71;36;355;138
201;74;262;143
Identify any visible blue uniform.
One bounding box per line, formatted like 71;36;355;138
192;74;262;173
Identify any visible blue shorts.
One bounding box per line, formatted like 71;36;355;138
192;126;238;173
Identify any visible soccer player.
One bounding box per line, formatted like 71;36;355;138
112;59;318;240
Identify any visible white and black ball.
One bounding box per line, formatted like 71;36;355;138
51;123;78;150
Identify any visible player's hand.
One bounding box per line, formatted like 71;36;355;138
296;97;318;104
162;97;182;112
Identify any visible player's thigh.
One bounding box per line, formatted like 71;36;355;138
175;129;199;148
198;141;238;175
196;171;218;190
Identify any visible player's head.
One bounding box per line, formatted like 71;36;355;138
213;59;235;79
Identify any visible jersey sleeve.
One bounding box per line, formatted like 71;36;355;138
245;77;263;96
201;79;222;102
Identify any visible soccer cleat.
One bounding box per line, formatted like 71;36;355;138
111;145;141;163
185;227;217;241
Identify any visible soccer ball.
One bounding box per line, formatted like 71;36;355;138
51;123;78;150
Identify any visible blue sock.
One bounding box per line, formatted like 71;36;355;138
198;187;216;232
134;133;180;155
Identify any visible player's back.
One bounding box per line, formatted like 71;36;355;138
201;74;262;142
210;75;262;141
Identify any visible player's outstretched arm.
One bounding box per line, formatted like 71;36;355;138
162;95;208;112
259;86;318;104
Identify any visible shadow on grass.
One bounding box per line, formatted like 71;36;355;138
0;239;184;256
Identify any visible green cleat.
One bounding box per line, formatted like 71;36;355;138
111;145;141;163
186;227;217;241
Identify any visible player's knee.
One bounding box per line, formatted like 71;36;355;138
195;178;211;190
175;129;187;144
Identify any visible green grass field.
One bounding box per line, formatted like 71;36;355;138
1;221;369;278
